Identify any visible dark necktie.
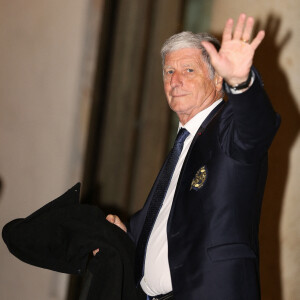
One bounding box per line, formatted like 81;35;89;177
135;127;190;284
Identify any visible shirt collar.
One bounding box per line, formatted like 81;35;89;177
178;99;223;137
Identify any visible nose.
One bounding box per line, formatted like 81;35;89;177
170;71;182;88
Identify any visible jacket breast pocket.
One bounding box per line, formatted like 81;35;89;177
207;243;257;262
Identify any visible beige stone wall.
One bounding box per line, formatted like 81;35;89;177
209;2;300;300
1;1;298;299
0;0;103;299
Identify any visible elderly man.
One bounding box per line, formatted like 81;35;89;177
105;13;280;300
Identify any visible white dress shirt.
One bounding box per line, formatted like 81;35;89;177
141;99;222;296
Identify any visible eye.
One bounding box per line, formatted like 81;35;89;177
187;68;194;73
165;70;174;75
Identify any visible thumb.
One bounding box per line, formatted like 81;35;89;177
106;214;127;232
106;214;116;223
201;41;219;63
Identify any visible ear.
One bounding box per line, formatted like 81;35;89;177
214;73;223;92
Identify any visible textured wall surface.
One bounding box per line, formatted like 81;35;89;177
0;0;102;299
0;1;299;299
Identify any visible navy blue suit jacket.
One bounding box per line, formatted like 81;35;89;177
129;70;280;300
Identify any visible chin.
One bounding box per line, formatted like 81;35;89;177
170;104;185;114
169;100;186;112
172;107;192;118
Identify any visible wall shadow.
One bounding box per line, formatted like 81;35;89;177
254;14;300;300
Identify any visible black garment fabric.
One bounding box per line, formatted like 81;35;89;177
2;183;145;300
129;68;280;299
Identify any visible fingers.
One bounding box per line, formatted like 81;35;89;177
93;249;99;256
106;214;127;232
242;17;254;43
201;41;219;63
233;13;246;40
227;14;257;42
106;214;116;223
222;18;234;42
92;215;127;257
251;30;265;50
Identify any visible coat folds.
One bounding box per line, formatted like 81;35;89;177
2;183;145;300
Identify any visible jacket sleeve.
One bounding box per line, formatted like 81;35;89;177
220;67;281;163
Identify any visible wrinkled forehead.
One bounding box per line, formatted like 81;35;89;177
164;48;206;68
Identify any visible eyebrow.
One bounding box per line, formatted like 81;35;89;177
164;62;196;69
182;63;195;67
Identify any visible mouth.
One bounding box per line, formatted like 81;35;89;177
171;93;189;97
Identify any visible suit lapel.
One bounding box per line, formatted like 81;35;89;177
167;100;225;231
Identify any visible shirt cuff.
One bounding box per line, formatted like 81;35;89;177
229;71;255;94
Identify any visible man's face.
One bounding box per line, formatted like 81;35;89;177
163;48;221;124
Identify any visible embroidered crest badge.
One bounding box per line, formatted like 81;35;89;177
190;166;207;191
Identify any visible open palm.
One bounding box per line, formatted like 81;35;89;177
202;14;265;86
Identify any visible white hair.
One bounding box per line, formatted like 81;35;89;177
161;31;220;78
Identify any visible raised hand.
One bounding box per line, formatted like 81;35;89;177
202;13;265;86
